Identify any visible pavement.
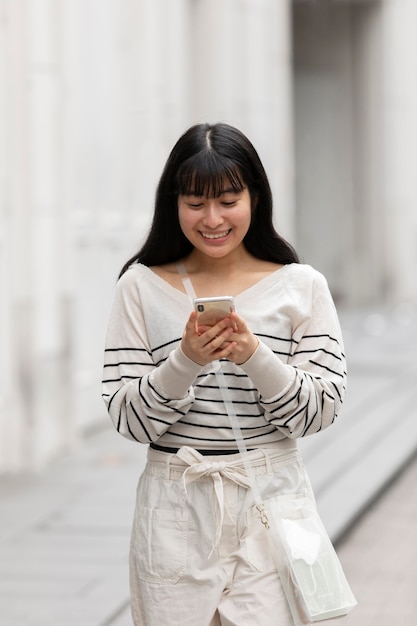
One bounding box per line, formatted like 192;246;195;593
0;307;416;626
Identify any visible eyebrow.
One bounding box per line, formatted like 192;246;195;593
220;187;240;194
185;187;243;197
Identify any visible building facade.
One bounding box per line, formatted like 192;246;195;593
1;0;416;472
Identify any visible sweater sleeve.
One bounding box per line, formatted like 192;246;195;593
102;270;203;443
239;270;347;438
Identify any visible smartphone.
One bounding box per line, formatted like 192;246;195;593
193;296;235;327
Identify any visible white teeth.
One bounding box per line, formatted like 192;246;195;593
201;230;230;240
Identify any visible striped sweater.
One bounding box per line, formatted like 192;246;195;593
102;263;347;450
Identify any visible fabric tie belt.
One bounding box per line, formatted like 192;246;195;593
177;446;253;557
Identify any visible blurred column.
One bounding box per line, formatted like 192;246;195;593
128;0;189;226
2;0;71;472
382;0;417;305
3;0;34;471
0;0;24;471
29;0;73;466
243;0;295;241
64;0;191;434
346;4;386;304
64;0;129;432
189;0;295;241
267;0;295;241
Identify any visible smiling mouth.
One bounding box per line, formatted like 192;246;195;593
200;229;231;240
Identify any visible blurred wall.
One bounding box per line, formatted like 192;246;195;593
0;0;294;472
293;0;417;306
1;0;416;472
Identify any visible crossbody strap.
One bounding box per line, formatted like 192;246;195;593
176;263;266;514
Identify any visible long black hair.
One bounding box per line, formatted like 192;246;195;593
120;122;299;276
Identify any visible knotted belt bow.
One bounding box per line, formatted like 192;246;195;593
177;446;253;558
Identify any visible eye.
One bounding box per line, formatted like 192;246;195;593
221;200;237;207
181;194;205;209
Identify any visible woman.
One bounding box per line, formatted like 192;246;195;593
102;123;346;626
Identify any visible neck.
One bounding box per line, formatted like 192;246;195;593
183;247;252;275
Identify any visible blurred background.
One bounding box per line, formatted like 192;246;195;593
2;0;417;474
1;0;417;623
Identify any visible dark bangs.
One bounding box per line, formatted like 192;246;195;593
176;152;246;198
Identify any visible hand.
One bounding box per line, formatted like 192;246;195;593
181;312;237;365
224;312;259;365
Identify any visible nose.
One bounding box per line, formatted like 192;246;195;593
202;201;224;228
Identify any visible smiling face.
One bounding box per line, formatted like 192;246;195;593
177;185;253;260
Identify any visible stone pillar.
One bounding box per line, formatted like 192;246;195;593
1;0;71;472
264;0;295;241
2;0;35;471
292;2;388;304
189;0;296;241
64;0;192;435
382;0;417;305
126;0;190;222
0;0;30;471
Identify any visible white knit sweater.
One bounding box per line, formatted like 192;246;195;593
102;263;346;451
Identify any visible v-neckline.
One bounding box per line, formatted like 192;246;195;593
142;263;291;302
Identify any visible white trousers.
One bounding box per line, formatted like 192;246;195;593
129;444;314;626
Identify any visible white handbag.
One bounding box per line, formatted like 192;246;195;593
256;493;357;624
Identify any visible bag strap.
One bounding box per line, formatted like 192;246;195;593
177;263;267;517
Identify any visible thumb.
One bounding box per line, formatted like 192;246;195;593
230;312;246;332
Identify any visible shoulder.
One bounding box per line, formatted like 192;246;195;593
117;263;150;288
282;263;328;290
280;264;335;315
272;264;339;330
114;264;155;304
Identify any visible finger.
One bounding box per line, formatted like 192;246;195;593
204;326;234;352
197;325;212;335
216;341;237;359
198;318;232;339
185;311;200;336
229;312;246;332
